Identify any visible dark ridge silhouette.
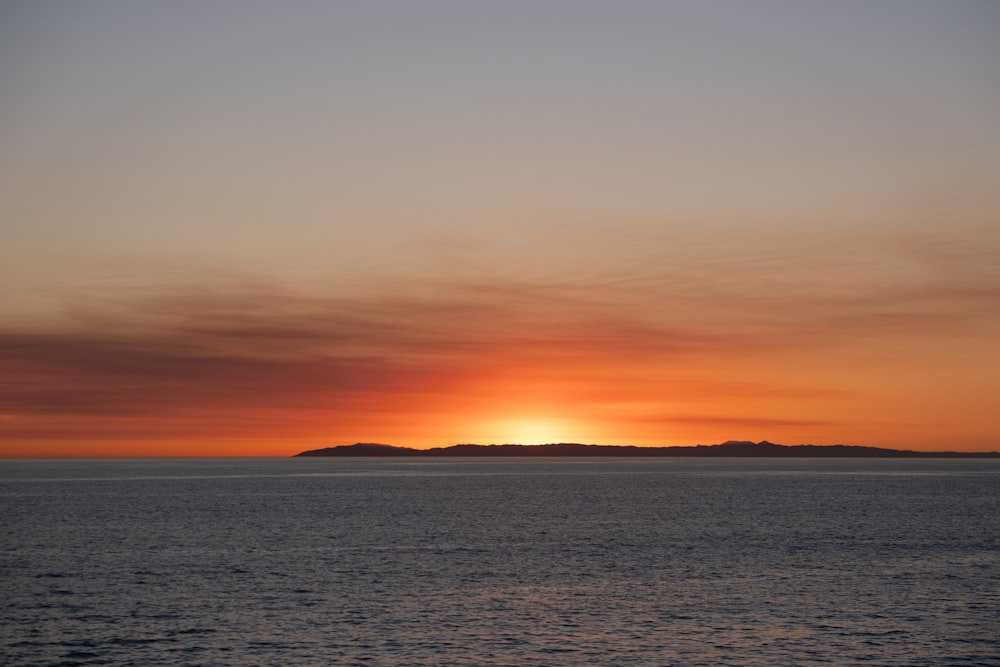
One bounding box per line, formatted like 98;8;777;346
301;442;423;457
295;441;1000;458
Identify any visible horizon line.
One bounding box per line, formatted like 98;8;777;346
5;440;1000;459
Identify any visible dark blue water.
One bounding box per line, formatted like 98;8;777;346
2;457;999;666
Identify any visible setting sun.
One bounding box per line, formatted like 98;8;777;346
489;418;582;445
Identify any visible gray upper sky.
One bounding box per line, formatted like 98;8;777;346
3;1;998;310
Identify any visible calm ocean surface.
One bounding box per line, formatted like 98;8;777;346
2;457;998;666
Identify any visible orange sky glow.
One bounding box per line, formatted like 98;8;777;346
4;231;998;456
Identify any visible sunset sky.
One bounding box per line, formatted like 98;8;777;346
2;1;999;456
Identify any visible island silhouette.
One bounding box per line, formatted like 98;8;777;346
295;441;999;458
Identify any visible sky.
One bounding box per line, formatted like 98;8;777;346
2;0;999;456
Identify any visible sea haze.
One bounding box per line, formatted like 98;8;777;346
2;458;999;666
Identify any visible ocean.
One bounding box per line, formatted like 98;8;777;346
2;457;998;666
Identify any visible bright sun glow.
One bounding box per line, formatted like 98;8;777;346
493;418;578;445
